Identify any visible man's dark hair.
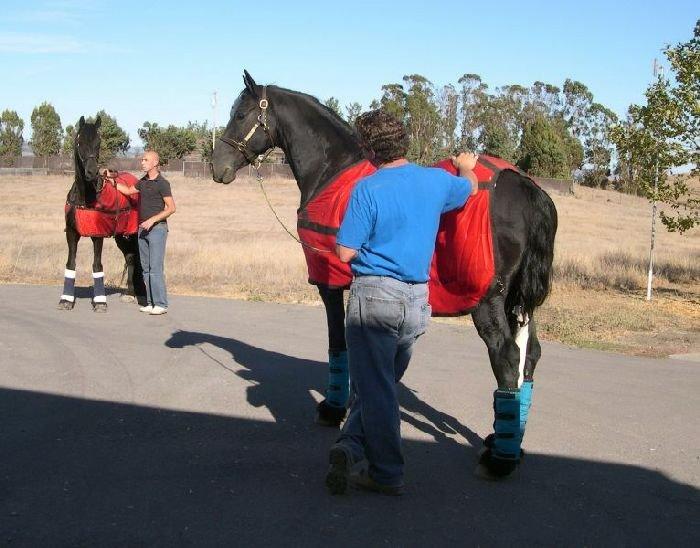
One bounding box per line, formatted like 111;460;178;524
355;109;409;164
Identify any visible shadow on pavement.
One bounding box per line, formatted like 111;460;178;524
2;334;697;544
165;330;482;452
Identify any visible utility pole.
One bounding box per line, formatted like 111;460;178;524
646;59;660;301
211;91;218;152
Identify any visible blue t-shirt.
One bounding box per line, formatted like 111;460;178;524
336;163;471;282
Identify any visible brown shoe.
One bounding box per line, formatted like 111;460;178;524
352;470;404;496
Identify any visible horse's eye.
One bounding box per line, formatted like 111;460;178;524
235;112;245;120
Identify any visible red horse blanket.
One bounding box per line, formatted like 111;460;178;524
297;156;524;316
66;172;140;237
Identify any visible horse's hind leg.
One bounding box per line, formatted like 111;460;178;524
115;235;145;303
482;310;538;452
91;236;107;312
316;285;349;427
514;315;540;448
471;294;525;479
58;226;79;310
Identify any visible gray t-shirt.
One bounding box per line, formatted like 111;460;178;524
136;174;172;223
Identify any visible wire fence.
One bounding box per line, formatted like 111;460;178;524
0;156;295;181
1;154;577;196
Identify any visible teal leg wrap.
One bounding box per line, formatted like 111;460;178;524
326;350;349;408
492;389;521;461
519;381;533;441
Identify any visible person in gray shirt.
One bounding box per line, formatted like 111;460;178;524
115;150;176;315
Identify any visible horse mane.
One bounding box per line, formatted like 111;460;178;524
261;85;367;208
269;85;365;153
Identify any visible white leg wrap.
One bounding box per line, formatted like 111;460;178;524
92;295;107;303
92;272;105;279
64;269;76;279
514;313;530;388
60;294;75;302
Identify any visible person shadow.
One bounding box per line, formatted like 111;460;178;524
164;329;483;453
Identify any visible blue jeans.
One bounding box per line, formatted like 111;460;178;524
338;275;431;486
138;223;168;308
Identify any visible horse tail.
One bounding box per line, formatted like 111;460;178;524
507;179;558;317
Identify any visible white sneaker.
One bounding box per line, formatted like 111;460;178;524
150;306;168;315
139;305;153;313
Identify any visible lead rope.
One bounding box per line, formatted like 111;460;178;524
252;158;333;255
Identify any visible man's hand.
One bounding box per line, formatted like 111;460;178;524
335;244;358;263
452;152;479;195
451;151;479;172
139;218;156;231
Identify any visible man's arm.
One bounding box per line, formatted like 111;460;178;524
335;244;358;263
102;170;140;196
115;182;139;196
335;185;374;263
452;152;479;196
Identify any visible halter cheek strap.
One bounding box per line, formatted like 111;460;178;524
218;86;275;168
217;87;332;255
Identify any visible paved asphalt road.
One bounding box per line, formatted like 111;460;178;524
1;284;698;546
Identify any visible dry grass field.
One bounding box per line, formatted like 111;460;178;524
1;173;698;358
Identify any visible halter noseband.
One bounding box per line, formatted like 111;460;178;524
218;85;275;168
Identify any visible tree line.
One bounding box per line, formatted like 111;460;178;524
1;20;696;231
0;105;217;167
0;82;615;182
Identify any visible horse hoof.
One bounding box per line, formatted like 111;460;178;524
316;400;346;428
120;294;135;303
474;448;518;481
93;302;108;313
482;434;525;459
57;299;75;310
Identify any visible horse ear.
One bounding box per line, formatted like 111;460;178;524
94;115;101;129
78;116;85;128
243;70;258;98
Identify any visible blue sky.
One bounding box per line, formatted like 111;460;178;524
1;0;698;143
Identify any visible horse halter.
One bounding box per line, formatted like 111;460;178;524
218;86;276;171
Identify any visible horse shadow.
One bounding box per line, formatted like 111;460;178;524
164;329;482;453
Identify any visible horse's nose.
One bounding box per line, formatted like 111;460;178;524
213;166;236;184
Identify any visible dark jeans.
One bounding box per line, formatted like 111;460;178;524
138;223;168;308
337;275;431;486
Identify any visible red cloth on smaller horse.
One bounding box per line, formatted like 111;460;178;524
67;172;140;237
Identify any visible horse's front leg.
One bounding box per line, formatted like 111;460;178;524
472;294;532;479
91;236;107;312
58;226;79;310
316;285;349;427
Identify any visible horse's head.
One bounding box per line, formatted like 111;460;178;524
75;115;101;185
212;70;276;184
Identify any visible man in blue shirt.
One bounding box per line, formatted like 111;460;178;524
326;109;478;495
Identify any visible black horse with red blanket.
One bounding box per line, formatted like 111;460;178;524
212;72;557;479
58;116;145;311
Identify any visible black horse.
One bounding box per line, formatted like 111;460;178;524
58;116;144;311
211;72;557;479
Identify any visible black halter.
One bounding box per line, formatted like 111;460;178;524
218;86;275;168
